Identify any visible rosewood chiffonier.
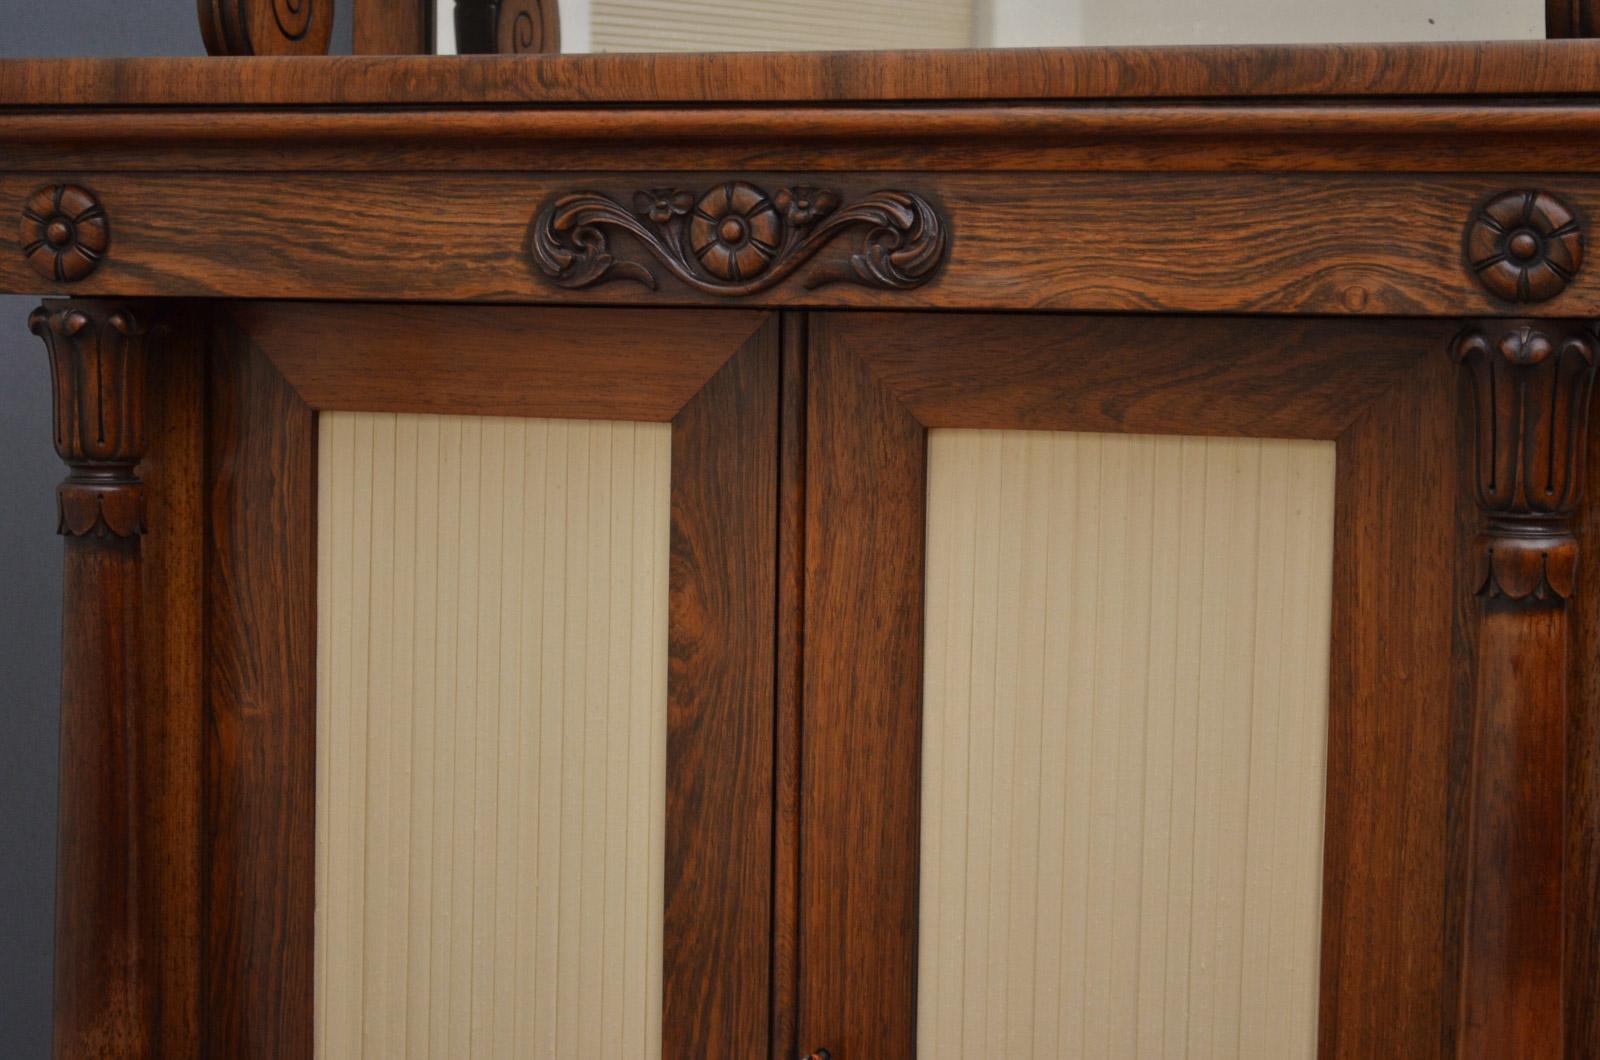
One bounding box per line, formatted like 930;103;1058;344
5;0;1600;1056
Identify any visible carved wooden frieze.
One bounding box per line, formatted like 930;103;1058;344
29;302;149;539
20;185;108;283
199;0;333;55
1466;190;1584;304
1452;320;1599;603
531;181;948;296
455;0;560;53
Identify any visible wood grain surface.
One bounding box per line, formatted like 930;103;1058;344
237;302;767;420
803;312;1466;1057
7;41;1600;105
9;105;1600;173
353;0;433;54
770;313;806;1060
1321;352;1463;1059
203;321;318;1060
137;309;205;1059
5;174;1598;316
799;318;928;1060
663;317;780;1058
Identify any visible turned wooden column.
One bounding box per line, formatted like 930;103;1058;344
1453;321;1598;1059
30;302;154;1059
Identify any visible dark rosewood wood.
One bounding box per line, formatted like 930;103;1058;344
1466;191;1585;305
203;320;317;1059
197;0;334;55
30;301;155;1058
15;42;1600;105
20;106;1600;175
770;312;806;1060
806;312;1464;1057
532;183;946;295
17;173;1600;316
138;307;206;1059
664;316;779;1059
233;302;768;420
205;302;781;1054
1451;320;1599;1060
847;311;1447;439
1321;352;1465;1059
1567;365;1600;1057
353;0;433;54
1549;0;1600;36
454;0;559;53
799;318;927;1060
20;185;108;284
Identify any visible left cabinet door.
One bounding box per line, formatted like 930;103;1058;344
200;303;780;1059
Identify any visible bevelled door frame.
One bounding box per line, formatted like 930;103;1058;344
791;310;1594;1059
115;301;781;1058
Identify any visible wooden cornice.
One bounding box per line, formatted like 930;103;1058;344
5;40;1600;108
8;102;1600;173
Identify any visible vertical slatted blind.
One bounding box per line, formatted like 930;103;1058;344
315;411;671;1059
918;429;1336;1059
589;0;976;52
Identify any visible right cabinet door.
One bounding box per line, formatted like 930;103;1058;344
794;311;1477;1059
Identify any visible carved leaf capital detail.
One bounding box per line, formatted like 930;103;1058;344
29;302;150;539
531;181;948;296
1452;320;1600;604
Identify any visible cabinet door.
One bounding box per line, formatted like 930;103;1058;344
792;312;1521;1058
200;303;779;1058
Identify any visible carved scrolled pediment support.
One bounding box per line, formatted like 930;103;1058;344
198;0;334;55
455;0;560;53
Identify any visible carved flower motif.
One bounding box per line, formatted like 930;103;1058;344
634;188;695;225
689;182;783;281
1467;190;1584;304
20;185;109;283
773;186;840;227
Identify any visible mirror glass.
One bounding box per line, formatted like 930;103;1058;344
435;0;1543;55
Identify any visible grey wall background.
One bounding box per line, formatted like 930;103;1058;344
0;6;351;1055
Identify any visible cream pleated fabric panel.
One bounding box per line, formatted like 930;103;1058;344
589;0;975;52
315;412;671;1060
918;429;1336;1059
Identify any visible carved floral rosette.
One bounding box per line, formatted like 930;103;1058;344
29;303;149;539
531;180;947;296
1452;322;1599;602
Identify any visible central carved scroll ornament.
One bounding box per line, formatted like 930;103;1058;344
531;180;948;296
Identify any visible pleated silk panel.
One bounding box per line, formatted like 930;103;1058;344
316;412;671;1060
918;429;1336;1059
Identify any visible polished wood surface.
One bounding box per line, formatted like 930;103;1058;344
234;302;767;420
8;33;1600;1060
30;303;156;1060
770;312;806;1060
800;317;928;1060
137;314;206;1059
353;0;432;54
203;320;317;1059
1451;321;1599;1059
804;312;1466;1057
663;317;779;1058
10;174;1600;316
1321;352;1464;1059
11;41;1600;106
14;106;1600;174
